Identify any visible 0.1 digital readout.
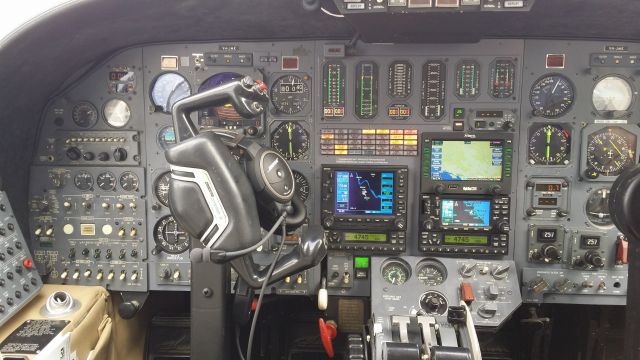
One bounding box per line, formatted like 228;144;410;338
443;235;488;245
344;233;387;242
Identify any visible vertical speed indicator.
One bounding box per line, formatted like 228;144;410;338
355;61;378;119
421;61;446;121
322;61;345;118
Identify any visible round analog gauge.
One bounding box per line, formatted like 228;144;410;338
270;75;311;114
530;74;575;118
416;260;447;286
151;72;192;113
72;101;98;128
153;216;190;254
528;124;571;165
586;127;636;177
96;171;117;191
419;291;448;315
270;121;310;160
586;188;613;227
381;259;410;286
119;171;139;192
74;171;93;191
154;172;171;207
592;75;634;118
292;171;310;202
199;72;260;131
103;99;131;128
157;126;177;151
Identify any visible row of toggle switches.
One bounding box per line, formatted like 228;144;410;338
60;268;141;281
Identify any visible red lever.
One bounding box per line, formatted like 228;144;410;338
318;318;337;358
256;79;268;91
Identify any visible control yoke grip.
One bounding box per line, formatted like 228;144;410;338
231;225;327;288
171;76;269;140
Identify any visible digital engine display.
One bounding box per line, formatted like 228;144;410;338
335;170;394;215
443;235;488;245
344;233;387;242
430;140;503;181
440;199;491;227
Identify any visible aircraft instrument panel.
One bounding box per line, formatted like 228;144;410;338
26;38;637;316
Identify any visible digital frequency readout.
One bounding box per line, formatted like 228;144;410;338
344;233;387;242
431;140;503;181
444;234;489;245
335;171;394;215
440;199;491;227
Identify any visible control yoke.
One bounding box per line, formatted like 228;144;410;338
609;164;640;359
167;76;326;288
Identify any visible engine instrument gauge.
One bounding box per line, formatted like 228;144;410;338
528;124;571;165
198;72;260;131
96;171;117;191
530;74;575;118
355;61;378;119
388;61;412;98
586;188;613;227
154;172;171;207
119;171;139;192
421;61;446;120
381;259;410;286
74;171;93;191
416;260;447;286
157;125;177;151
103;99;131;128
322;61;346;118
153;215;190;254
585;127;636;177
592;75;634;118
292;171;310;202
489;59;516;99
72;102;98;128
270;121;310;160
455;60;480;99
270;74;310;115
151;72;192;113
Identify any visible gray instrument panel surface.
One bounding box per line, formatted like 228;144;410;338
27;39;633;303
0;191;43;327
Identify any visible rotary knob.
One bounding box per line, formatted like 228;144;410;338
528;276;548;294
434;184;446;194
554;278;573;293
491;265;510;280
459;263;476;278
585;250;604;268
422;219;435;231
394;219;406;230
322;216;334;228
490;185;503;195
541;244;560;261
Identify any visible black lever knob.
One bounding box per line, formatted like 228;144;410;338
118;300;140;319
66;147;82;161
585;250;604;267
113;148;127;162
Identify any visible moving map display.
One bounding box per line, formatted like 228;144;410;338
440;199;491;227
431;140;503;181
335;170;394;215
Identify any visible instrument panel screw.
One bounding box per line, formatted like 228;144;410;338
202;288;213;297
